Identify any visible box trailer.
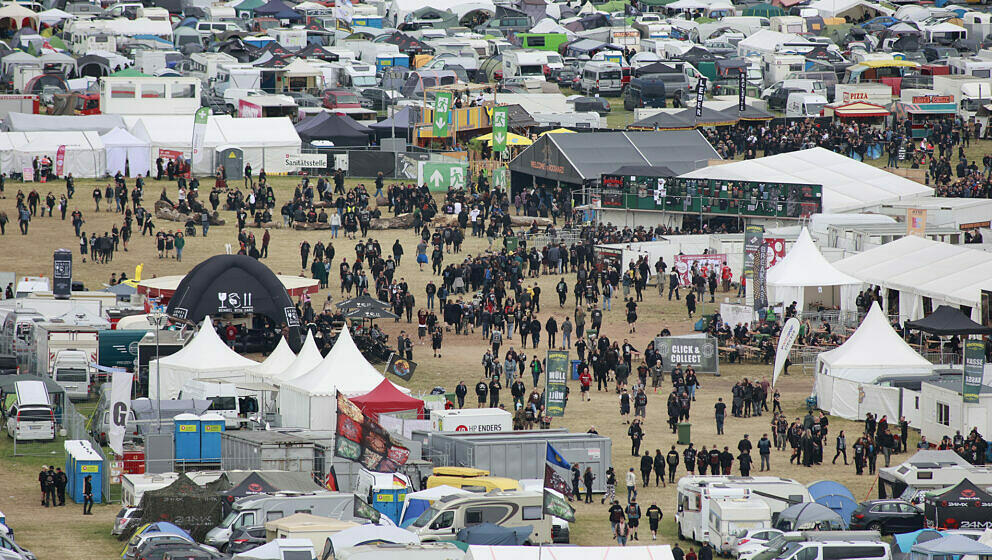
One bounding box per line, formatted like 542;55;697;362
429;409;511;433
31;322;101;377
422;430;612;493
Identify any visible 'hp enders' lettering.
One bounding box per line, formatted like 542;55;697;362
671;345;703;365
456;424;505;432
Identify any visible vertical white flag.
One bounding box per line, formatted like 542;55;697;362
191;107;210;163
772;317;801;387
108;369;134;456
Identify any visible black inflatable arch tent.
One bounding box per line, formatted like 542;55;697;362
165;254;303;351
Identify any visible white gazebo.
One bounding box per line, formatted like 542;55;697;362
766;227;860;313
254;336;297;379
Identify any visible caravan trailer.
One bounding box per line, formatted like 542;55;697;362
677;475;812;538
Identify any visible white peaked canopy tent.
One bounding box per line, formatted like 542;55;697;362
255;336;297;379
148;317;259;399
814;302;934;421
101;127;152;178
271;330;323;382
766;227;860;312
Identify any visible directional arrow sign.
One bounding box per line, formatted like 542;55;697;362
429;169;443;187
492;106;508;153
420;161;469;192
433;91;452;137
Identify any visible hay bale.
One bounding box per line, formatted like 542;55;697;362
154;200;225;225
371;212;415;230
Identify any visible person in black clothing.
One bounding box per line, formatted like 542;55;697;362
683;444;697;474
488;376;501;408
475;379;488;407
699;542;714;560
455;381;467;408
55;467;68;506
44;466;56;507
672;544;685;560
646;501;663;540
571;465;581;500
653;449;666;487
39;466;49;506
714;397;726;435
666;446;679;483
583;467;595;503
719;447;734;475
640;451;653;486
628;419;644;456
738;449;753;476
82;475;93;514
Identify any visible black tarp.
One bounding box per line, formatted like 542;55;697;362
368;106;414;134
295;112;372;146
218;472;323;515
924;478;992;530
295;43;338;61
609;165;675;177
165;254;303;351
253;0;303;20
635;62;682;77
906;305;992;335
135;473;229;542
456;523;533;545
383;32;433;54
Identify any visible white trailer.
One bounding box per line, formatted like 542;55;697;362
677;475;812;541
429;409;512;433
31;322;102;377
933;74;992;119
99;76;201;115
708;497;773;555
676;478;749;544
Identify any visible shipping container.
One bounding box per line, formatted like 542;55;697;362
221;430;323;473
421;430;612;493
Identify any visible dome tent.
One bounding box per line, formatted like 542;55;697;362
148;317;260;400
165;254;304;351
774;502;846;531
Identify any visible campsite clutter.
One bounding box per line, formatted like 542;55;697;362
10;0;992;558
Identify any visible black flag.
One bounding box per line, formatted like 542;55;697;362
385;352;417;381
738;71;746;112
695;77;707;118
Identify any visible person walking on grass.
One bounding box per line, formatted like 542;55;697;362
833;430;848;465
625;498;641;541
646;501;663;540
82;475;93;514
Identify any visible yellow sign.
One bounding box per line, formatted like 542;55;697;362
81;465;99;473
179;424;197;432
204;425;222;433
377;494;394;502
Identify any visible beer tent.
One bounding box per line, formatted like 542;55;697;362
923;479;992;530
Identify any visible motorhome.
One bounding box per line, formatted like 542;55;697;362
502;50;548;82
677;476;811;541
267;28;307;50
948;56;992;78
188;53;239;86
878;451;992;502
14;276;49;298
762;53;806;87
51;349;91;401
410;491;551;544
204;493;357;548
708;497;773;555
5;379;55;441
580;60;623;95
30;320;102;378
100;76;201;115
133;50;181;76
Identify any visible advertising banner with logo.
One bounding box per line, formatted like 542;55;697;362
238;99;263;118
907;208;927;237
191;107;210;162
738;72;746;111
284;153;328;168
334;394;411;473
924;479;992;530
544;350;569;417
963;339;985;403
765;237;786;268
694;77;707;118
654;336;719;374
773;317;801;386
109;369;133;456
433;91;452;137
492;106;508;153
673;254;727;287
754;244;768;311
743;224;764;278
52;248;72;300
55;145;66;177
385;352;417;381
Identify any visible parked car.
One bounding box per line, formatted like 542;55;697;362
732;528;784;558
767;86;808;111
0;534;34;560
573;96;611;115
125;533;196;560
113;507;143;536
361;88;402;110
0;355;16;375
226;526;266;554
138;544;220;560
849;499;925;535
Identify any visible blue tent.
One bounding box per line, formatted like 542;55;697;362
893;529;944;554
456;523;532;545
253;0;303;21
139;521;194;542
808;481;858;522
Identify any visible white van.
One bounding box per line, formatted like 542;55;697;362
410;491;551;544
581;61;623;95
52;349;91;401
775;540;891;560
5;380;56;441
178;379;245;429
785;93;827;118
14;276;50;298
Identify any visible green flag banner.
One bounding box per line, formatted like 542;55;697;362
543;489;576;522
433;91;452;137
492;106;508;153
545;349;569;417
963;339;985;403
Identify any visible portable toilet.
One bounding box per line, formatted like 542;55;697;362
355;468;409;524
199;413;225;462
217;146;244;181
64;439;103;504
174;413;201;464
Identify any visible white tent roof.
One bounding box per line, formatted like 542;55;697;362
101;126;148;148
834;236;992;310
232;539;314;560
767;227;860;288
211;115;301;148
1;131;106;178
466;546;675;560
288;325;410;396
680;147;934;213
818;302;933;381
927;21;966;33
274;330;324;382
0;3;39;25
255;336;297;378
530;18;576;38
737;29;807;56
38;8;73;25
7;113;124;134
806;0;892;17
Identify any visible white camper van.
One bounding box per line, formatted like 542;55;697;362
708;497;772;555
5;380;55;441
204;493;357;548
52;349;92;401
580;61;623;95
410;491;551;544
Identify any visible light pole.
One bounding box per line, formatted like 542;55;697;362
147;312;167;432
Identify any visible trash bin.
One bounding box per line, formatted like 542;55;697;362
678;422;691;445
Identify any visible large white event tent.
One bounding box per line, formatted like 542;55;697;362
765;227;860;312
254;336;297;379
269;330;324;383
680;147;933;213
148;317;259;399
833;236;992;324
0;131;106;178
814;302;934;422
101;127;152;178
465;545;675;560
279;325;409;430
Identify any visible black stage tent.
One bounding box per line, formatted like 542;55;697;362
906;305;992;335
508;130;718;190
165;254;303;351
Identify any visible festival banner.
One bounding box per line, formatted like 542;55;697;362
108;369;133;456
754;243;768;311
738;71;747;112
543;464;572;497
772;317;800;386
191;106;209;162
353;496;381;523
694;77;707;118
655;335;719;374
385;352;417;381
907;208;927;238
334;393;410;472
765;237;787;268
543;489;576;522
432;91;452;137
963;339;985;403
55;145;66;177
492;106;508;153
743;224;764;278
673;253;727;287
544;350;569;417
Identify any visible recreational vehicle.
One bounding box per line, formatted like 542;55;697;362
410;491;551;544
204;493;357;548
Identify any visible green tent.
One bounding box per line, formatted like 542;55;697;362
47;36;67;51
743;2;785;17
110;68;150;77
233;0;266;13
640;0;678;6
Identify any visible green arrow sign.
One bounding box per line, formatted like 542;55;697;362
433;91;452;137
492;106;508;153
421;162;469;191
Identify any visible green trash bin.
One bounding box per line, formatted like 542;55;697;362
678;422;691;445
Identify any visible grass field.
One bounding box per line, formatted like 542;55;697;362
0;163;933;558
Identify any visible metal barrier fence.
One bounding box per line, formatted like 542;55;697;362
518;228;583;250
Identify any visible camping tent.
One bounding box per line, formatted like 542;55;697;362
101;126;152;178
219;471;323;514
136;473;229;542
349;380;424;422
765;227;860;312
894;529;945;554
911;534;992;559
253;0;304;20
399;486;470;527
807;481;858;522
254;337;297;379
774;503;846;531
923;479;992;530
814;302;934;420
295;112;371;146
147;317;259;400
368;107;414;138
465;546;676;560
232;539;315;560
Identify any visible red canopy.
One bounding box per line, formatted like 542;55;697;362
349;380;424;422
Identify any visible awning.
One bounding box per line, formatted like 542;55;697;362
901;102;957;115
832;101;890;118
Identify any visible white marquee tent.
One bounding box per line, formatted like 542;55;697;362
765;227;860;311
6;112;125;134
680;147;934;213
833;236;992;323
148;317;259;399
101;127;152;178
465;546;675;560
270;330;323;383
254;336;297;379
814;302;934;421
0;131;106;178
128;115;226;176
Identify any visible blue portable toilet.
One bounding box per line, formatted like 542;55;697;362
357;468;409;524
199;413;225;462
174;413;201;464
64;439;103;504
